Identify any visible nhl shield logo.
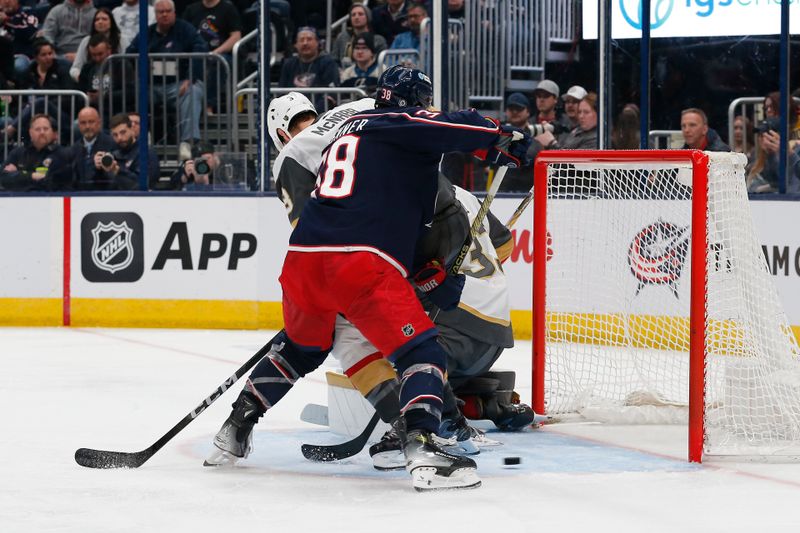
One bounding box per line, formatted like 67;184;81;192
90;221;135;274
401;323;415;337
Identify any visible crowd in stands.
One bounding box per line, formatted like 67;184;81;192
0;0;797;194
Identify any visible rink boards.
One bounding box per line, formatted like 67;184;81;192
1;195;800;339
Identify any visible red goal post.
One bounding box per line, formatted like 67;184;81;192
531;150;800;463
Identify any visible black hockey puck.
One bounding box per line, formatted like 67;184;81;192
503;456;521;466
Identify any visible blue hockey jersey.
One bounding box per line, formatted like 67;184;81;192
288;106;502;276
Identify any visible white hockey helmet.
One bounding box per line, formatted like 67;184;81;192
267;92;317;151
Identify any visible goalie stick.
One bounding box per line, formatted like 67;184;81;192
300;411;381;462
505;185;533;230
74;340;274;469
300;166;511;463
448;165;509;275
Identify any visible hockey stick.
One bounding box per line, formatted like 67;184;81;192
74;340;274;469
300;167;512;463
300;411;381;462
505;185;533;230
448;165;509;275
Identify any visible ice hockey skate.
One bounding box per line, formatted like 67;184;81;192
368;424;404;471
404;429;481;491
439;415;502;454
203;390;265;467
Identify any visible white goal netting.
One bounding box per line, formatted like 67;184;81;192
537;151;800;458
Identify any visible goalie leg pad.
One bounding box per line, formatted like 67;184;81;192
344;352;401;424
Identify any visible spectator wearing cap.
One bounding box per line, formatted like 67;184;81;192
504;92;533;133
331;4;387;68
340;32;385;93
497;92;537;192
389;3;426;52
532;79;568;128
562;85;587;129
279;26;339;110
527;79;570;159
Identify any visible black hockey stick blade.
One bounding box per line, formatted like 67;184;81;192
74;338;274;469
301;411;381;462
75;447;153;469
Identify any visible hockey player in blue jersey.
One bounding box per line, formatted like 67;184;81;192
210;66;531;491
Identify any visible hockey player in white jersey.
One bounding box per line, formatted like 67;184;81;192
205;92;534;474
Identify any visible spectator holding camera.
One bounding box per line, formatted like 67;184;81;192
680;107;729;152
537;92;599;150
170;140;218;190
69;106;117;190
0;113;70;191
527;79;571;154
746;93;800;194
94;112;160;190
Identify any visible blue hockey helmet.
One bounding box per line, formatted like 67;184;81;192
375;65;434;109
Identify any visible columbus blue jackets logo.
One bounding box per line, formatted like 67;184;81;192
81;212;144;282
628;220;689;298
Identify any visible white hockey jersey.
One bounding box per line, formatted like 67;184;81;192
274;98;376;225
431;186;513;348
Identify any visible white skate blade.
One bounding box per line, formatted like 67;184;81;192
371;450;405;471
203;448;242;467
410;466;481;492
471;432;502;448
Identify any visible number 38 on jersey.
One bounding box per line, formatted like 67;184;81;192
314;135;360;199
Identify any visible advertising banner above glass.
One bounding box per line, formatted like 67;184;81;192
583;0;791;39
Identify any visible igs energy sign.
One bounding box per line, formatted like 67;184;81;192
583;0;800;39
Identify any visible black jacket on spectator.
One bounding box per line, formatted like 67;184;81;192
681;128;730;152
17;60;76;91
69;132;118;190
371;3;408;45
1;5;39;60
108;139;161;190
0;143;71;191
127;19;209;81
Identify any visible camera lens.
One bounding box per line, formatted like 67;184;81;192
101;153;114;167
194;159;210;175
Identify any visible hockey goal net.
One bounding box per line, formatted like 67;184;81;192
532;150;800;462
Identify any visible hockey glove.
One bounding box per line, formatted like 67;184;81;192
475;123;532;168
413;259;466;312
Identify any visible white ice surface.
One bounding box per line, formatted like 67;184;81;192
3;327;800;532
